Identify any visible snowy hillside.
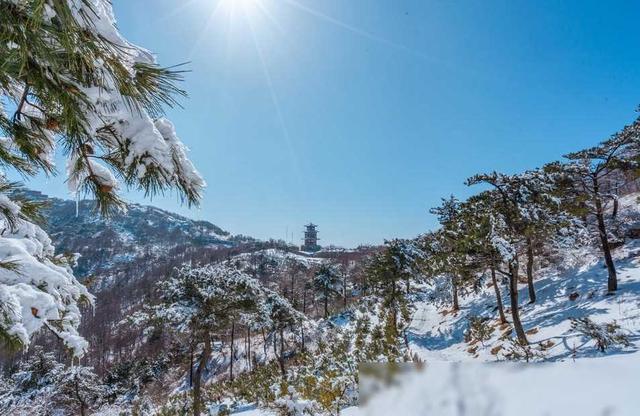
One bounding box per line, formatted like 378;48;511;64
348;247;640;416
179;232;640;416
21;190;247;281
228;195;640;416
409;192;640;363
336;194;640;416
408;241;640;363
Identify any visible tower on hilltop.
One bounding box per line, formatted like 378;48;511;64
301;223;321;252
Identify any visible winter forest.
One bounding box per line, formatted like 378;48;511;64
2;1;640;415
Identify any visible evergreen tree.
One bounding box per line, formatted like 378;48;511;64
459;192;509;324
156;264;263;416
313;263;342;318
7;346;62;393
0;0;203;354
428;197;480;311
0;347;104;415
464;175;532;344
52;365;105;416
258;288;306;376
466;169;569;303
365;239;424;339
558;116;640;292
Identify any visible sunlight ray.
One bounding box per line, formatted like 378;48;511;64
188;0;227;60
254;0;285;34
282;0;460;70
245;10;302;183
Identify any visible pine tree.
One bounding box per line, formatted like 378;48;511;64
0;347;104;415
428;196;480;311
313;263;342;319
364;239;424;339
8;346;62;393
558;116;640;292
156;264;263;416
454;193;508;324
258;289;305;376
0;0;203;354
53;366;105;416
464;176;532;344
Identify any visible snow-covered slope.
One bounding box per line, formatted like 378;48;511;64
408;193;640;363
408;241;640;362
342;194;640;416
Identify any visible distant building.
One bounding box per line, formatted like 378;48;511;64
301;223;321;252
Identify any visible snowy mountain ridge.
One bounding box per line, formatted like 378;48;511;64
20;190;248;281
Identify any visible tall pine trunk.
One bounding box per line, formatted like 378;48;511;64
391;279;399;330
189;345;194;387
452;279;459;311
193;335;212;416
491;266;507;324
323;287;329;318
343;273;348;309
279;327;285;375
508;262;528;345
273;329;286;376
229;322;235;381
262;329;267;358
594;187;617;292
302;290;307;314
247;327;251;372
291;274;295;301
525;237;536;303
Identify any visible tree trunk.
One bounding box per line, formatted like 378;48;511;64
247;327;251;372
491;266;507;324
525;237;536;303
74;375;86;416
343;273;348;309
279;327;286;376
508;262;528;345
594;192;618;292
189;345;194;387
193;335;212;416
302;290;307;314
323;287;329;318
452;279;459;311
273;329;286;376
391;279;399;330
291;274;295;301
262;329;267;358
230;322;235;381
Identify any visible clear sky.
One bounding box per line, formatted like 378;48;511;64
21;0;640;247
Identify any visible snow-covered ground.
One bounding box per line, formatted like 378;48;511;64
408;242;640;363
344;356;640;416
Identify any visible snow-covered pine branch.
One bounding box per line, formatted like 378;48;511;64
0;0;205;356
0;183;92;355
1;0;205;213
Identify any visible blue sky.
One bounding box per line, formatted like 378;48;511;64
22;0;640;247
